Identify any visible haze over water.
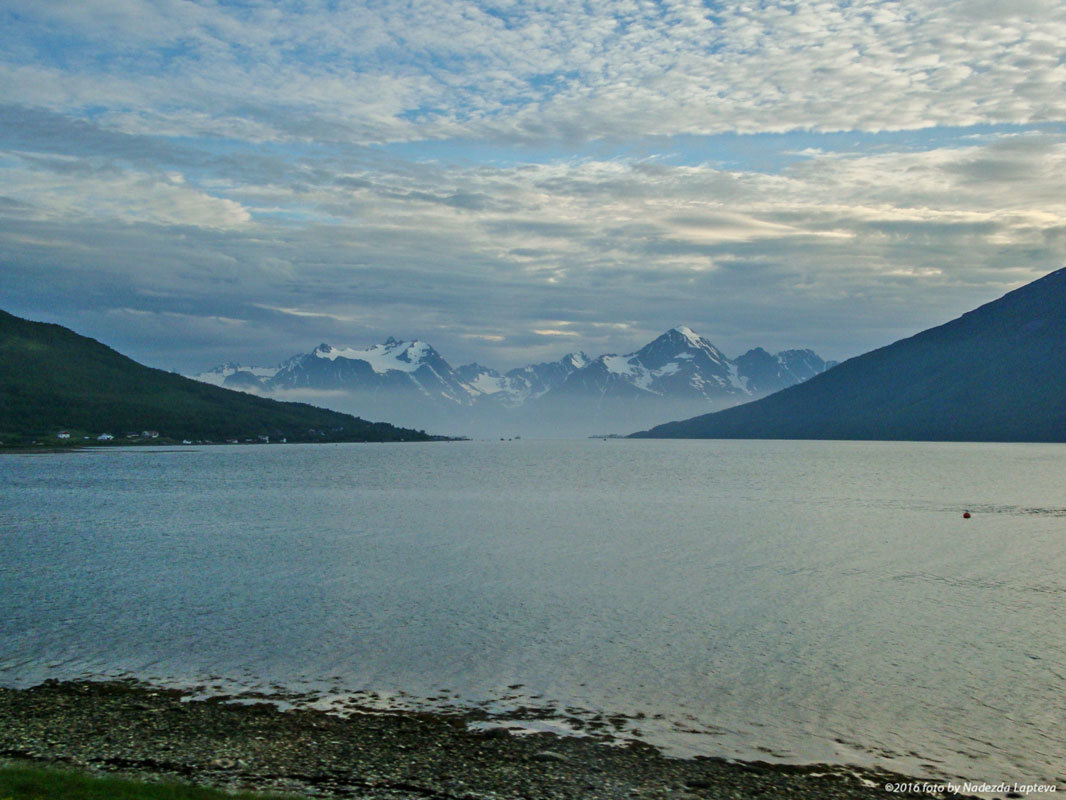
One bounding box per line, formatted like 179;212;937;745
2;440;1064;786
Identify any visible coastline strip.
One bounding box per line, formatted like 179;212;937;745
0;679;974;800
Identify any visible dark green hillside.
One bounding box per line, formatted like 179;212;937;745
0;310;435;444
633;267;1066;442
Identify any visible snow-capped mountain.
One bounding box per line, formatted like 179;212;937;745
545;327;836;406
555;326;746;402
267;339;475;404
456;352;592;407
190;327;834;436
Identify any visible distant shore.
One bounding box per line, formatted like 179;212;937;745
0;679;970;800
0;437;463;454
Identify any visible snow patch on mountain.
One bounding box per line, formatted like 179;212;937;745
314;339;432;374
726;362;749;392
193;362;279;387
564;352;590;370
470;373;507;394
672;325;703;348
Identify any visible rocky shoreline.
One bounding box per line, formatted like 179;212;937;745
0;679;968;800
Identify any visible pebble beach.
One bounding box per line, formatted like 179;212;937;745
0;680;977;800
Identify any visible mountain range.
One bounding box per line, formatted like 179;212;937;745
192;327;836;437
634;267;1066;442
0;310;436;446
7;263;1061;445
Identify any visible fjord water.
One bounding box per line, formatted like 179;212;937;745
2;440;1064;784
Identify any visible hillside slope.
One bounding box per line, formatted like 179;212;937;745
0;310;435;444
633;268;1066;442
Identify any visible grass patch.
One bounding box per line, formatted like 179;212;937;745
0;763;304;800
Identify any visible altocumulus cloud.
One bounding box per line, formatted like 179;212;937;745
1;0;1065;371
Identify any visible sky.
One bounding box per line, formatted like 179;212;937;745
2;0;1065;373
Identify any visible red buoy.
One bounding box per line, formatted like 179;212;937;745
962;511;971;519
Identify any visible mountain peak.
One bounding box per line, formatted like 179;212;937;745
637;325;722;360
397;339;433;361
635;267;1066;441
648;325;709;351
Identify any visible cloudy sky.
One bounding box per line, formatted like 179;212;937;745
2;0;1065;373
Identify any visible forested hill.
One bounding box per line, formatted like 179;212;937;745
633;267;1066;442
0;310;437;445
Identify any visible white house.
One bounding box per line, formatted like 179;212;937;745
57;431;71;439
97;433;114;441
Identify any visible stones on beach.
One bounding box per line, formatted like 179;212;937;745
1;680;942;800
532;749;569;763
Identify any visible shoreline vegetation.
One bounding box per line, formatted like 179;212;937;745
0;761;303;800
0;679;968;800
0;437;464;455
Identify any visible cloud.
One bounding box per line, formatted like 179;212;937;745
2;1;1065;375
0;150;251;228
254;305;361;323
3;1;1066;144
533;329;581;337
459;333;506;342
3;125;1065;368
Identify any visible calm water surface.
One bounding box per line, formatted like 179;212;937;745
2;440;1065;784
